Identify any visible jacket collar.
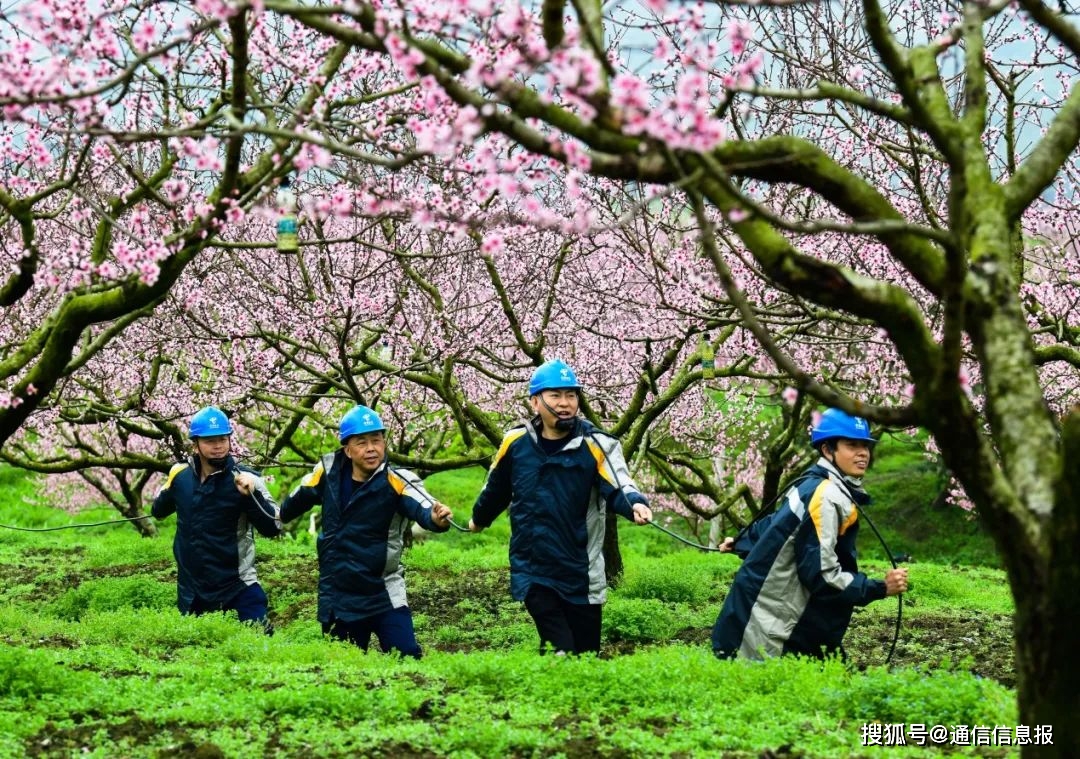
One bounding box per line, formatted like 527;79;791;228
189;454;236;479
326;449;388;482
525;415;589;450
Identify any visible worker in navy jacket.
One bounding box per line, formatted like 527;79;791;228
469;359;653;655
711;408;908;660
152;406;282;632
280;405;452;657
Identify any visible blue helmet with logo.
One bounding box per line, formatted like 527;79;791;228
528;359;581;396
189;406;234;439
339;405;386;443
810;408;876;446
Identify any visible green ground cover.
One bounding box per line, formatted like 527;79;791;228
0;444;1020;758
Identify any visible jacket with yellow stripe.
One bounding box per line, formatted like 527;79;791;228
711;458;887;660
151;455;281;613
471;417;649;605
280;450;448;622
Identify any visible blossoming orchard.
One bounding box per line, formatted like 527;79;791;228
2;0;1078;753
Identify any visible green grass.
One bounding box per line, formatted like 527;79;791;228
0;464;57;525
0;461;1023;757
854;434;1000;568
422;465;487;513
0;625;1017;758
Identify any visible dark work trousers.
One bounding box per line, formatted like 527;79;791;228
189;582;273;635
323;606;422;658
523;584;602;655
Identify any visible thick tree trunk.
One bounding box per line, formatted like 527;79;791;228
134;519;158;538
115;489;157;537
1014;585;1080;757
603;511;623;587
127;506;158;537
1013;409;1080;757
760;454;785;511
924;389;1078;756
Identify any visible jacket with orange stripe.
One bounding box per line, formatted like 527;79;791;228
470;417;649;605
151;456;281;612
711;459;887;660
280;451;448;622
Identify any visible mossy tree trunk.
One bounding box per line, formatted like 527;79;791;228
1008;411;1080;756
603;511;623;587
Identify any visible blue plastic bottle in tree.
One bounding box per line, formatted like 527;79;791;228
700;332;715;379
276;176;298;253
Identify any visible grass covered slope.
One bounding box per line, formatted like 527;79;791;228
0;627;1015;758
0;461;1016;757
862;434;1001;569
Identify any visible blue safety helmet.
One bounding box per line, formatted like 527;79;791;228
528;359;581;396
810;408;877;446
339;405;386;443
189;406;234;439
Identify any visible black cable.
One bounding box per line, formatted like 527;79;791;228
585;429;728;552
0;515;153;532
583;430;721;551
853;503;904;665
0;461;279;534
386;464;462;533
643;473;817;555
729;472;816;545
446;517;471;533
228;464;282;522
646;519;726;551
826;471;904;665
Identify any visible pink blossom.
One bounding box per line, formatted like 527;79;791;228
453;106;485;144
327;188;353;217
413;119;450;155
562;140;592;171
727;20;754;57
163;180;188;203
294;143;333;172
225;205;245;224
133;22;157;54
611;73;649;113
192;0;237;20
192;137;223;171
959;367;973;397
96;262;119;280
386;34;426;80
565;170;583;200
480;233;504;256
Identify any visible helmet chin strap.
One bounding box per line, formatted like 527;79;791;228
195;440;231;470
538;395;577;432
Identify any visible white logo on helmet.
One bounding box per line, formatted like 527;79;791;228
560;368;570;379
209;417;219;428
855;418;867;431
362;414;373;425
